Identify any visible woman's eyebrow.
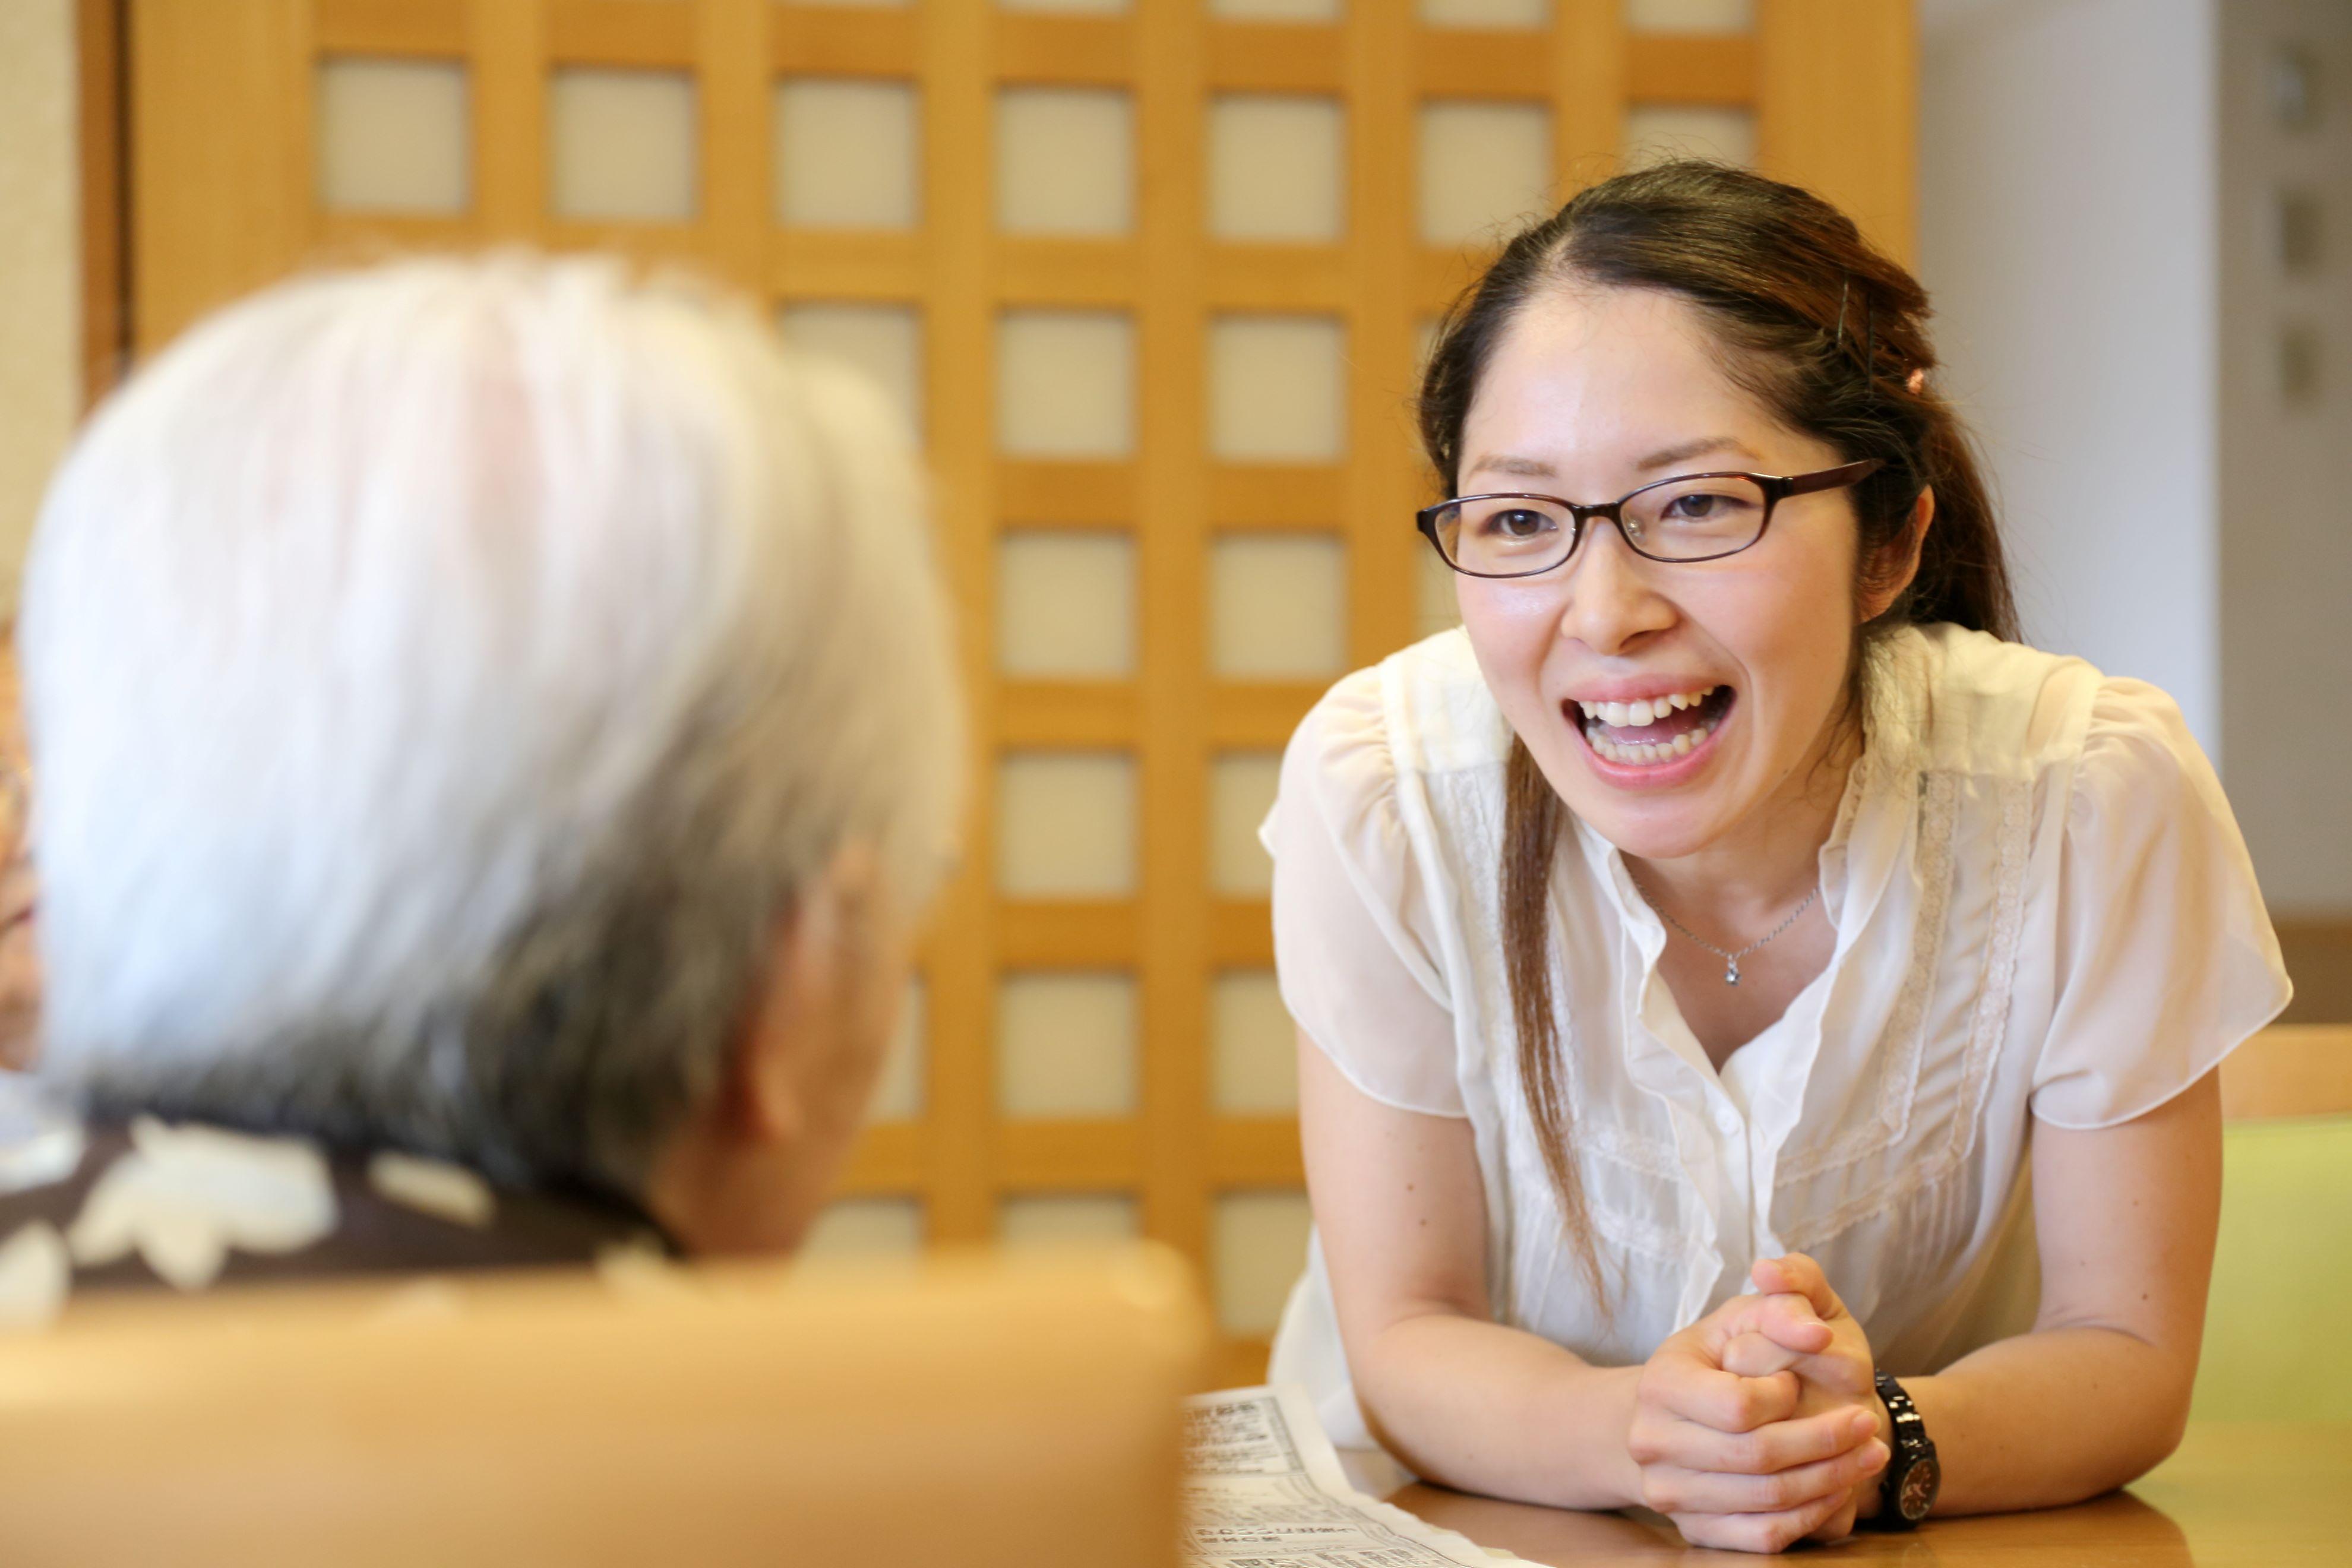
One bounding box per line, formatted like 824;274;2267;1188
1466;453;1558;478
1635;436;1762;471
1468;439;1767;482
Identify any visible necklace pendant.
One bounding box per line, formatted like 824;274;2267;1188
1724;960;1741;985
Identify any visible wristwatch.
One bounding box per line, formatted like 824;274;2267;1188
1870;1371;1939;1529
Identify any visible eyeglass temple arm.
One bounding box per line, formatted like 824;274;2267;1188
1777;459;1884;498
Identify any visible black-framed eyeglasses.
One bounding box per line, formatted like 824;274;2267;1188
1417;459;1884;577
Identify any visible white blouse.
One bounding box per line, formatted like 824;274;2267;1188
1263;623;2290;1453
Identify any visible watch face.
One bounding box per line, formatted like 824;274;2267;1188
1898;1457;1941;1522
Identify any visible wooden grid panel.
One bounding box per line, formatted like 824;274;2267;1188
131;0;1914;1384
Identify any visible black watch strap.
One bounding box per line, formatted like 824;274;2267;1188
1872;1371;1939;1529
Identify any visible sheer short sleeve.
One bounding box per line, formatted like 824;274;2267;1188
1260;671;1465;1118
2031;680;2293;1129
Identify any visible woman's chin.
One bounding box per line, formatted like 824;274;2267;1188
1563;751;1746;861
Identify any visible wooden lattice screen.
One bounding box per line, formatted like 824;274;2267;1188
122;0;1913;1384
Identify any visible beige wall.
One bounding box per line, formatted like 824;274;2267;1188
2218;0;2352;917
1919;0;2221;753
0;0;80;607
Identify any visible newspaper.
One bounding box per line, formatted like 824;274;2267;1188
1183;1384;1542;1567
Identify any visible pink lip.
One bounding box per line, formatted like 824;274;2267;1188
1564;692;1734;789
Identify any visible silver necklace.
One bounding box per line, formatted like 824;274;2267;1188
1629;872;1820;986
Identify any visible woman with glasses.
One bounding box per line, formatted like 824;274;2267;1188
1264;162;2288;1553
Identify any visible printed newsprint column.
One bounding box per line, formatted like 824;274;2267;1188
1183;1384;1544;1567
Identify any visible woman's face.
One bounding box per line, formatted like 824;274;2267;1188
1453;285;1867;863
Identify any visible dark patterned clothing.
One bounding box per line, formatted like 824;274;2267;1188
0;1093;671;1326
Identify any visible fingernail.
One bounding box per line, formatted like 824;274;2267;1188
1866;1440;1889;1468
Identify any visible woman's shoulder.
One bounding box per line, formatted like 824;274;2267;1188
1289;628;1512;785
1889;623;2200;786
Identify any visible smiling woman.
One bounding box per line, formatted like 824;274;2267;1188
1262;162;2292;1555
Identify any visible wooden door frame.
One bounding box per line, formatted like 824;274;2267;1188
77;0;129;411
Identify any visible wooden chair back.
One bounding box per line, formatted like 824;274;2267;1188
0;1245;1207;1567
2219;1024;2352;1119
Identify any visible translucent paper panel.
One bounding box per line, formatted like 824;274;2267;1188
1208;96;1344;242
997;753;1137;896
1421;0;1547;25
1418;102;1552;245
1209;317;1346;462
1415;316;1444;381
1417;547;1460;641
779;303;924;438
549;69;697;222
774;79;918;229
1002;0;1128;11
997;88;1134;236
316;59;469;214
998;972;1139;1117
1210;535;1347;679
1000;1194;1142;1250
997;311;1136;458
1624;105;1757;169
801;0;908;7
868;978;925;1123
998;532;1136;678
1213;0;1340;15
1212;970;1298;1113
1209;754;1282;897
1627;0;1753;31
802;1197;924;1260
1214;1190;1314;1334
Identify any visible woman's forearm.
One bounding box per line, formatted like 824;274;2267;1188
1899;1324;2194;1516
1351;1310;1645;1510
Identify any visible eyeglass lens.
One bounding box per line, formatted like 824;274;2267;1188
1433;474;1773;574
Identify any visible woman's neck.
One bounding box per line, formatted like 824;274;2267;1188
1626;709;1861;938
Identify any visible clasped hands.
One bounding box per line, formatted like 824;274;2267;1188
1626;1254;1889;1554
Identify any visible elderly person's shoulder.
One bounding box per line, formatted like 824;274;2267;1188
0;1079;669;1326
9;253;960;1322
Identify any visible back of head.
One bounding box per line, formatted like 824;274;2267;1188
21;255;960;1202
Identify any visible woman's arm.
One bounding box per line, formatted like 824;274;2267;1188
1301;1036;1882;1535
1883;1070;2223;1515
1299;1034;1642;1507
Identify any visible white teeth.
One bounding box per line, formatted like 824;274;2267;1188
1585;698;1729;766
1576;686;1719;726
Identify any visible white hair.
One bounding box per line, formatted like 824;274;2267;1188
21;254;960;1194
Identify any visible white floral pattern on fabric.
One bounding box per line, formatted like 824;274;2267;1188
66;1117;337;1290
367;1150;496;1229
0;1221;69;1329
0;1079;84;1196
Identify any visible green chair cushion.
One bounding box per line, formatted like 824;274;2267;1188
2191;1116;2352;1421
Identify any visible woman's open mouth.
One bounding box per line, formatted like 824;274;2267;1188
1568;685;1735;767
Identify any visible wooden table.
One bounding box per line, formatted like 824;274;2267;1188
1388;1423;2351;1564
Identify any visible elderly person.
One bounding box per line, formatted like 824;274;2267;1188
0;255;958;1317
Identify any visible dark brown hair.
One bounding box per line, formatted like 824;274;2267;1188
1419;161;2018;1295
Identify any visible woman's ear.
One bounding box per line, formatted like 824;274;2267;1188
1860;487;1934;622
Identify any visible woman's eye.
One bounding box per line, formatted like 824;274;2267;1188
1664;492;1730;520
1490;509;1552;539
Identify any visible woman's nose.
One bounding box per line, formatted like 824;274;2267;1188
1555;520;1676;655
